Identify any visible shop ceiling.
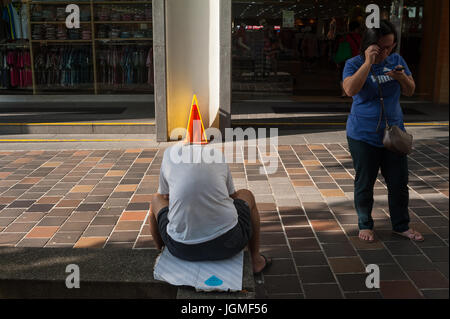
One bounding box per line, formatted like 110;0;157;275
232;0;423;19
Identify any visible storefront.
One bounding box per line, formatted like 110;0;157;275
231;0;432;99
1;0;154;95
1;0;448;142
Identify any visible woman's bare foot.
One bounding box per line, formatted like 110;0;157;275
359;229;375;242
394;229;424;242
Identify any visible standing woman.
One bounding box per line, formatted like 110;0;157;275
343;20;423;242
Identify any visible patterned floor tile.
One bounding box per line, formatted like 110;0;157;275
0;143;447;299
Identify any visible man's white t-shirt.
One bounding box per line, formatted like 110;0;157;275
158;144;238;245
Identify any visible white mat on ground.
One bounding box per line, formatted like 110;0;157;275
153;247;244;292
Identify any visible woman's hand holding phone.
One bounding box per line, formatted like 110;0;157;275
385;65;407;81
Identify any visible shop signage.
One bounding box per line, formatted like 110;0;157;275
366;4;380;28
66;4;80;29
282;10;295;28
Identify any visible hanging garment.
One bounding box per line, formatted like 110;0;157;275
2;5;15;40
0;48;32;89
20;4;29;40
10;4;21;40
33;46;93;88
2;4;21;40
97;45;153;90
0;50;10;88
0;11;9;40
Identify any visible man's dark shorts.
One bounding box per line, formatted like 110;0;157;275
157;199;252;262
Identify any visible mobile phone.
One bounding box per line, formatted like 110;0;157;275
395;66;405;72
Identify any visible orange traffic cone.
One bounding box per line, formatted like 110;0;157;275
185;94;208;145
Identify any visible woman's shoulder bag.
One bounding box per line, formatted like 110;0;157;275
372;70;413;156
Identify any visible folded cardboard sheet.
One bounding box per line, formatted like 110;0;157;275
153;247;244;292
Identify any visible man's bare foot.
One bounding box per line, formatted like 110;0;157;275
394;229;424;242
253;255;272;274
359;229;375;242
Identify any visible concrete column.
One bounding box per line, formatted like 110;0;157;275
219;0;232;136
157;0;231;141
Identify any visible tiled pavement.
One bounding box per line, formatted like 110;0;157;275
0;139;448;299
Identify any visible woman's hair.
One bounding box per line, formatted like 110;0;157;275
360;19;398;58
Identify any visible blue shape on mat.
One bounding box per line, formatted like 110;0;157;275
205;276;223;287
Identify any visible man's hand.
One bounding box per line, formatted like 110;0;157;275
230;192;238;200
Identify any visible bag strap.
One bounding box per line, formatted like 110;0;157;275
371;69;390;132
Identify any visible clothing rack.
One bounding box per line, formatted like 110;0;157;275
1;0;153;94
0;43;30;48
0;46;32;89
96;41;152;46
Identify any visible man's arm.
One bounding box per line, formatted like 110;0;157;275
226;164;238;199
158;152;170;199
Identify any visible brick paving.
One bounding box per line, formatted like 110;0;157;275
0;139;448;299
